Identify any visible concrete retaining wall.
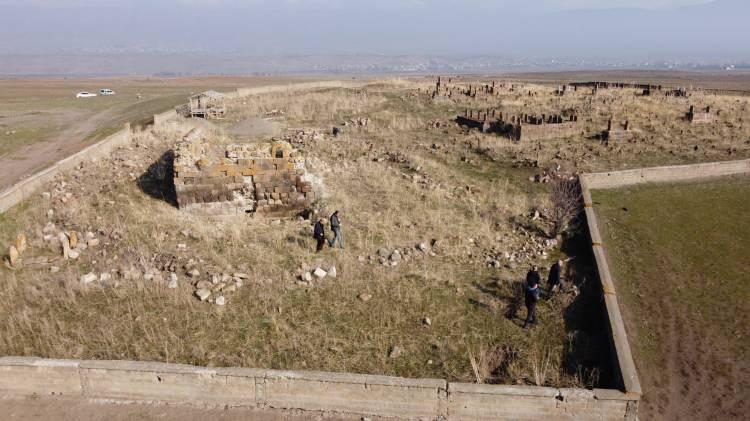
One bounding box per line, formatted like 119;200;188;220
579;159;750;405
0;357;637;420
153;109;178;126
580;159;750;190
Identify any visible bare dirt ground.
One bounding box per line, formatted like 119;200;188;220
0;76;308;191
1;107;118;191
0;397;365;421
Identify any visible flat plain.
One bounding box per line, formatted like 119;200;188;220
0;76;306;190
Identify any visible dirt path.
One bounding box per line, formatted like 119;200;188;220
0;107;120;192
0;397;371;421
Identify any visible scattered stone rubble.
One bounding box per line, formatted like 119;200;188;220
344;116;370;127
283;128;325;146
187;265;248;305
5;233;26;268
356;241;435;268
296;263;338;287
9;221;104;270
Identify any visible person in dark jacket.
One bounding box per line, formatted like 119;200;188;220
313;218;327;252
526;265;541;287
328;210;344;249
523;280;541;329
548;259;565;292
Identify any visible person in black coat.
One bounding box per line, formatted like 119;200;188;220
526;265;541;287
548;259;565;292
523;280;541;329
313;218;326;252
328;210;344;249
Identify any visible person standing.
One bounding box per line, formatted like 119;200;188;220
328;210;344;249
548;259;565;292
526;265;541;287
523;280;541;329
313;218;327;252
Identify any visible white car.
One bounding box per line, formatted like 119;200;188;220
76;92;97;98
99;88;116;96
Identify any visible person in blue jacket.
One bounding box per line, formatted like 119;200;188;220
523;279;541;329
328;210;344;249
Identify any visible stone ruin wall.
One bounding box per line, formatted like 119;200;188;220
456;109;582;142
173;135;314;216
604;120;635;142
687;106;715;124
426;77;514;100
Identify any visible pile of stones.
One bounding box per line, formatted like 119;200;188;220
344;117;370;127
264;109;285;118
296;263;338;286
358;242;435;267
283;128;325;146
528;164;577;184
26;222;103;271
186;263;247;306
425;119;452;130
481;222;560;269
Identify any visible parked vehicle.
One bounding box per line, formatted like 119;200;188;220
76;92;97;98
99;88;116;96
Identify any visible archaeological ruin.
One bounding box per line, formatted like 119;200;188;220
456;108;581;142
173;130;314;216
604;119;635;142
686;105;715;124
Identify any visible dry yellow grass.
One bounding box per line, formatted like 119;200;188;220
1;78;748;389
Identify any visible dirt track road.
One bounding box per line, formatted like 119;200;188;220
0;397;370;421
0;107;119;192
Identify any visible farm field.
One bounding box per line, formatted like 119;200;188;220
0;76;306;190
594;175;750;421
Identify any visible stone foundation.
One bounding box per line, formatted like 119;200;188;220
687;105;714;124
457;109;581;142
173;133;314;216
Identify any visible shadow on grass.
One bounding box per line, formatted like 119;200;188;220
472;281;524;325
560;228;616;389
138;150;177;207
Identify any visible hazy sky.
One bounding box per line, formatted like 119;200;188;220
1;0;747;60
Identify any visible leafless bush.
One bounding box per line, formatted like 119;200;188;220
468;343;522;384
530;346;555;386
549;178;583;238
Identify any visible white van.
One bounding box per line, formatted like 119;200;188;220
99;89;116;96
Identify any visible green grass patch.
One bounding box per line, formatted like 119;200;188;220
593;175;750;365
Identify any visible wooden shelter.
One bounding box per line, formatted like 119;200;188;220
189;90;226;119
